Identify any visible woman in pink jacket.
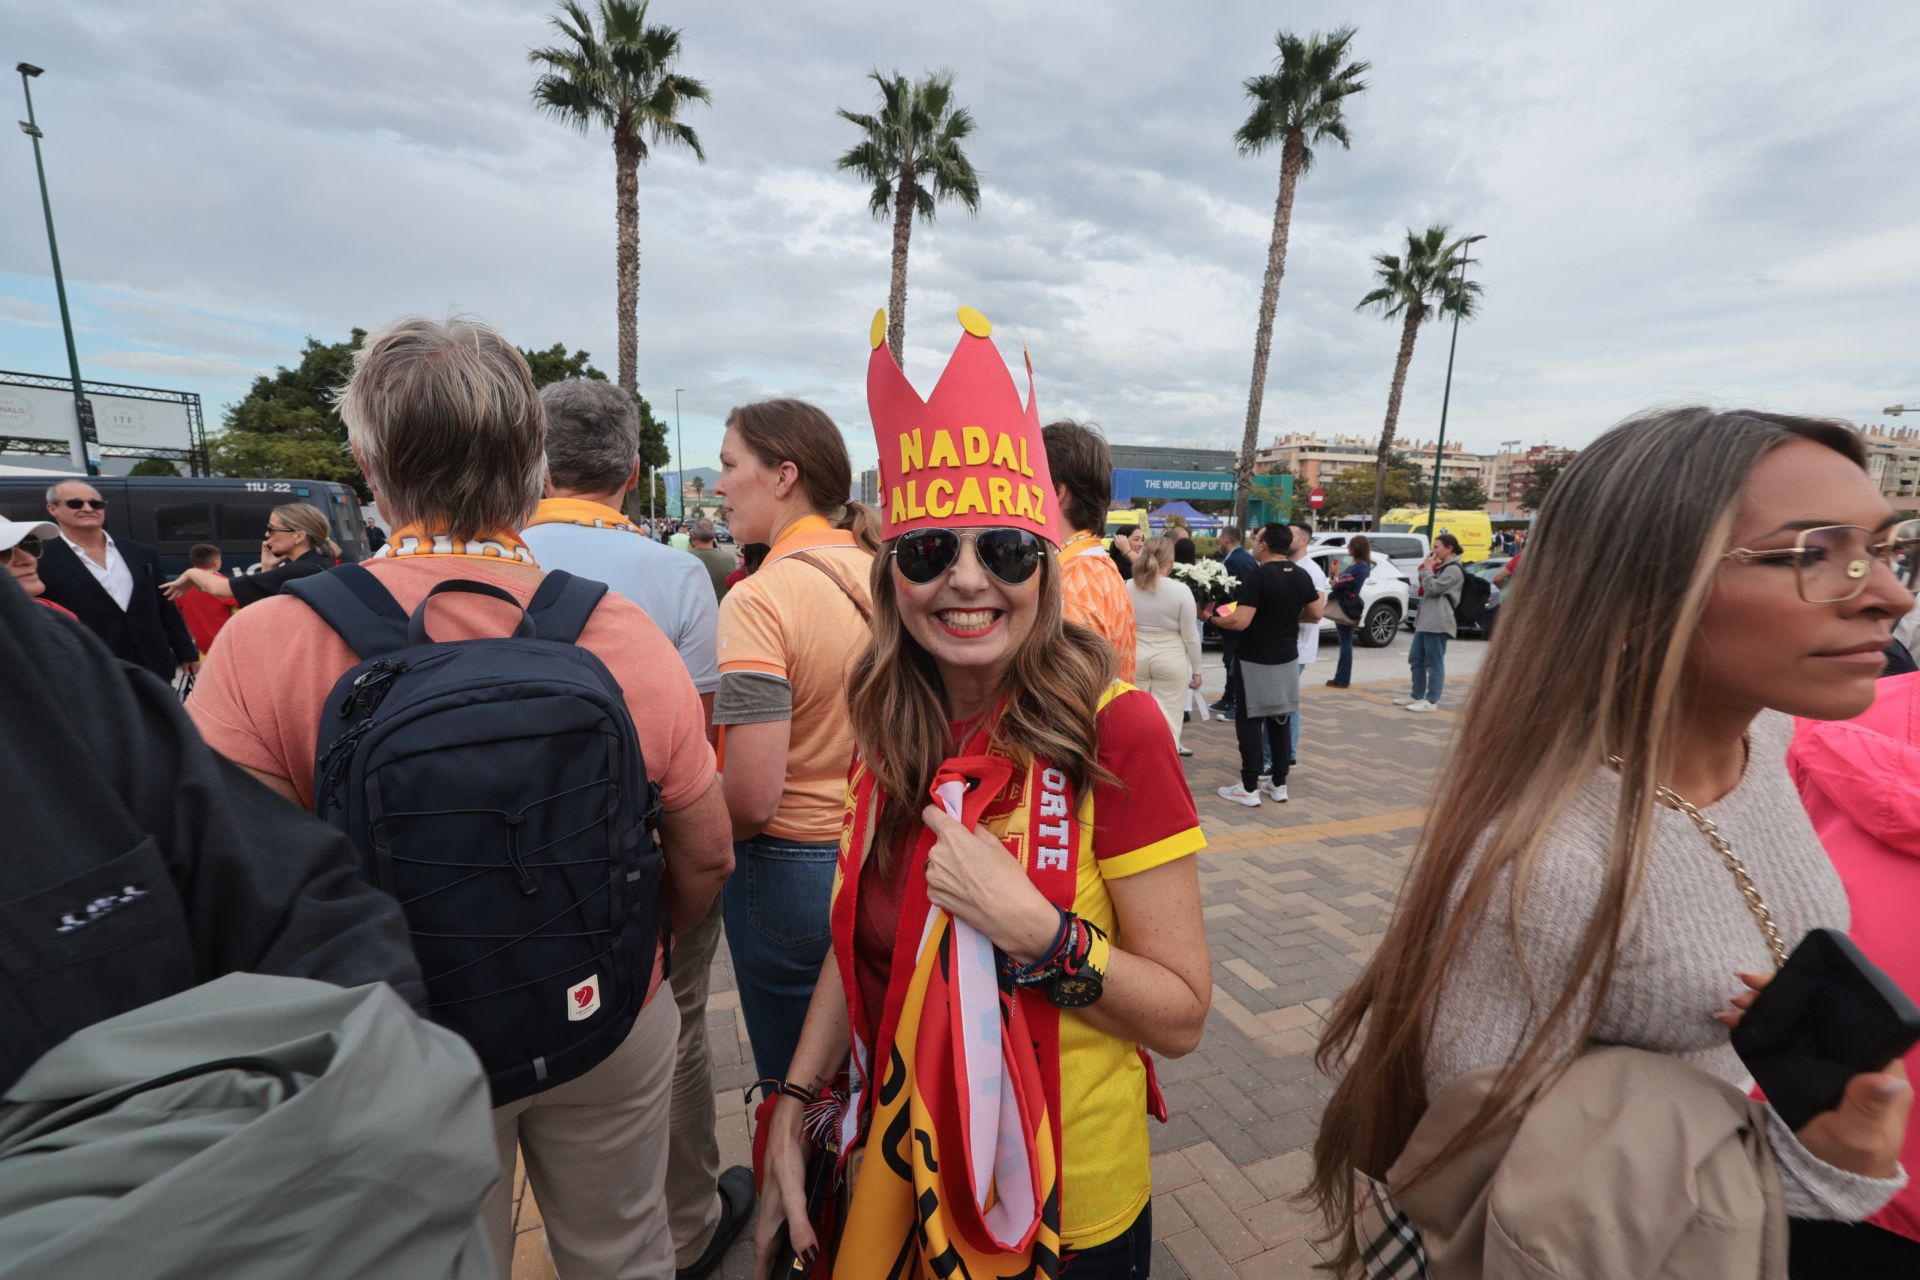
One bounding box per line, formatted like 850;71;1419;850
1790;667;1920;1277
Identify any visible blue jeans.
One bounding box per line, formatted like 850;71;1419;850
722;835;838;1084
1288;663;1304;764
1332;624;1357;685
1409;631;1450;704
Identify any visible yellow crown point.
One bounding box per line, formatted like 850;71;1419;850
869;309;888;350
957;306;992;338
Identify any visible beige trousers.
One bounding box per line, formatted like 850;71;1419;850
1134;630;1193;747
666;897;725;1268
487;988;679;1279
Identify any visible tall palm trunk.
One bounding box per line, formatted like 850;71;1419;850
1369;304;1424;524
1234;131;1306;529
613;129;641;394
886;170;916;364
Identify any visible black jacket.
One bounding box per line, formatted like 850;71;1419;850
37;535;198;680
0;576;426;1093
229;550;333;607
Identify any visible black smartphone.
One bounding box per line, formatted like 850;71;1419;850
1731;928;1920;1132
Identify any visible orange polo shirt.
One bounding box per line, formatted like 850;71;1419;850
1059;530;1136;682
716;516;875;843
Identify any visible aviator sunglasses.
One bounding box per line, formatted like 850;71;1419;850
59;497;107;511
892;527;1043;586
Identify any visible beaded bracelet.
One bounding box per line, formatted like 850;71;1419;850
753;1077;820;1106
1005;908;1079;985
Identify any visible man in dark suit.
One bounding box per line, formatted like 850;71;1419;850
37;480;198;682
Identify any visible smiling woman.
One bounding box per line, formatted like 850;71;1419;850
750;310;1211;1280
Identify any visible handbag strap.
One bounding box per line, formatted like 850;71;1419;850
791;551;871;624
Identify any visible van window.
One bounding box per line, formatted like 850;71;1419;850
1374;537;1425;560
215;498;288;542
151;500;216;542
1380;523;1415;534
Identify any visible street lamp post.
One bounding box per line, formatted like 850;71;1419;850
1425;233;1486;537
673;388;685;523
16;62;94;475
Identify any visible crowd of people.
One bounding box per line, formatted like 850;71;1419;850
7;308;1920;1280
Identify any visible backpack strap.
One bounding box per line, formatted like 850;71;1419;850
525;570;608;645
789;551;872;624
285;564;411;659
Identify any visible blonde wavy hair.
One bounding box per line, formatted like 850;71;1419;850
272;502;340;558
848;541;1114;871
1132;535;1174;591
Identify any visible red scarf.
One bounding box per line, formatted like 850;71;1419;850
828;725;1080;1276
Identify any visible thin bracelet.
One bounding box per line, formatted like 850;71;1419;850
1005;908;1072;982
752;1077;819;1106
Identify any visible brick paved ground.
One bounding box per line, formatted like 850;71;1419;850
512;662;1471;1279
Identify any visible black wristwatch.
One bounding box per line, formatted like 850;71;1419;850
1046;921;1110;1009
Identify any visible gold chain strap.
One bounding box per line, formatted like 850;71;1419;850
1608;752;1788;971
1652;785;1788;971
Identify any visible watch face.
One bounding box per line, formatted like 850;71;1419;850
1049;972;1103;1010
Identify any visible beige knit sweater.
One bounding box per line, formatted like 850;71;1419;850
1426;710;1904;1220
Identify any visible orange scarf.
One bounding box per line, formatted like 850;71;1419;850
522;497;647;537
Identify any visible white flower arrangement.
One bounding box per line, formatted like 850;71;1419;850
1169;557;1236;608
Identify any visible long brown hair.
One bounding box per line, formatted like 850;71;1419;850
726;398;882;554
1306;408;1869;1275
847;541;1115;871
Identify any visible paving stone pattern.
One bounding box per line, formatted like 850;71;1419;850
512;674;1466;1279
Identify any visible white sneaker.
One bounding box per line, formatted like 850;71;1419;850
1392;695;1415;706
1261;781;1289;803
1216;784;1262;808
1406;700;1435;713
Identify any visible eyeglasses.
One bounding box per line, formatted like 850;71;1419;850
59;498;107;511
10;535;42;560
264;525;297;536
1722;518;1920;603
891;528;1043;586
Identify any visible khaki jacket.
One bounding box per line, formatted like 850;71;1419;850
1390;1047;1787;1280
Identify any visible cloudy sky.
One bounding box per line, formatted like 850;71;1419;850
3;0;1917;476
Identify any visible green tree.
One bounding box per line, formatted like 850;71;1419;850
530;0;710;395
520;343;605;386
1521;457;1567;513
1357;226;1483;525
1318;460;1420;521
1230;26;1369;528
1440;474;1489;510
835;69;982;364
207;329;656;499
128;458;180;477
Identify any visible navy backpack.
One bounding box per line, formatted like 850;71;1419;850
285;565;662;1105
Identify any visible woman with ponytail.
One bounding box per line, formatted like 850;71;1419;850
713;398;880;1084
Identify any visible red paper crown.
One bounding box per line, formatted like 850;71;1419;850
867;306;1058;545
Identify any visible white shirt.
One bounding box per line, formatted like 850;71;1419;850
62;531;134;611
1294;555;1329;665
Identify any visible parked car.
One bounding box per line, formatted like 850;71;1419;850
1407;555;1509;638
1308;531;1429;576
0;474;369;575
712;523;734;544
1201;551;1409;650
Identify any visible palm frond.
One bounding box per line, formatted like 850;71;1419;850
529;0;709;161
866;177;894;219
1238;26;1368;171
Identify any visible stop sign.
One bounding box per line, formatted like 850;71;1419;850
1308;486;1325;510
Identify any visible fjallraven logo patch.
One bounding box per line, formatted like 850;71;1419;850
567;975;601;1021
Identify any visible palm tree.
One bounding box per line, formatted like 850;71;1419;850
689;474;705;499
1231;27;1369;528
529;0;709;396
1356;226;1482;524
835;70;982;364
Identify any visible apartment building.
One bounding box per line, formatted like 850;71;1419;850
1860;425;1920;506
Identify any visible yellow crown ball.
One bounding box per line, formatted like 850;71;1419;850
957;306;992;338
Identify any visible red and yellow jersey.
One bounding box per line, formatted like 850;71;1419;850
1047;685;1203;1244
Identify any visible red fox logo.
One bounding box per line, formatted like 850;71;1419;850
573;984;595;1009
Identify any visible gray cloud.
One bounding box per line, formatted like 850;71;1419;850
2;0;1917;477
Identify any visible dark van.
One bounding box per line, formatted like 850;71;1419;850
0;475;368;576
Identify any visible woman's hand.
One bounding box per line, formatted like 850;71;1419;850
751;1099;817;1280
1188;673;1203;690
921;805;1058;963
162;568;209;600
1719;970;1912;1179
